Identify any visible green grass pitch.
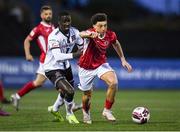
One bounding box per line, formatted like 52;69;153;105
0;89;180;131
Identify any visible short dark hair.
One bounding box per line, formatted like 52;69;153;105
40;5;52;13
58;11;71;22
91;13;107;25
58;11;70;21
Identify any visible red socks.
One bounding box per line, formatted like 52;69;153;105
17;81;36;97
0;82;4;101
105;99;114;110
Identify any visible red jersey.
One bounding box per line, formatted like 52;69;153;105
78;28;117;69
28;21;55;63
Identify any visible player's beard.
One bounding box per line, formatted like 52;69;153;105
44;17;52;24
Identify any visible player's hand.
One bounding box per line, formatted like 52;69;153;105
89;32;98;38
72;49;83;58
121;58;132;73
26;54;34;61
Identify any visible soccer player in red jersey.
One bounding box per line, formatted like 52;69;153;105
10;5;54;111
78;13;133;124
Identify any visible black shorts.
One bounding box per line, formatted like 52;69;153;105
45;66;74;87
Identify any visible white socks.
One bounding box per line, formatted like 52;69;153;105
52;93;64;111
15;93;21;100
64;100;74;116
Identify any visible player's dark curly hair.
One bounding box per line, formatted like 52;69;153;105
91;13;107;25
40;5;52;13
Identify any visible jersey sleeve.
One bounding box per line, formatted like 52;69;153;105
51;48;73;61
28;27;40;40
75;29;84;49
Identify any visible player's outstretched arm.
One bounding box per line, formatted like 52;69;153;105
112;40;133;73
51;48;82;62
24;36;34;61
79;31;98;38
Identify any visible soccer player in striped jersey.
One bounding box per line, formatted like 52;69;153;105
44;11;83;124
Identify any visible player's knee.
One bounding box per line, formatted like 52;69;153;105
84;90;92;98
33;77;45;88
32;81;42;88
56;79;75;102
109;80;118;89
66;87;74;96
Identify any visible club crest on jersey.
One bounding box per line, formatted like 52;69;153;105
104;41;109;45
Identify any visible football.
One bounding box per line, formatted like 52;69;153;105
132;107;150;124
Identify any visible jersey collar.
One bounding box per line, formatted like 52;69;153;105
40;21;52;27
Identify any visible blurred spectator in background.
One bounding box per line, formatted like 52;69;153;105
9;1;32;36
0;0;32;56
